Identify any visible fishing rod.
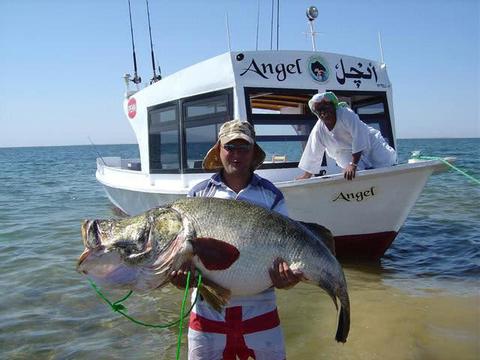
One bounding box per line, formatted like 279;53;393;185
127;0;141;85
270;0;280;50
225;12;232;52
255;0;260;50
145;0;161;84
87;137;106;166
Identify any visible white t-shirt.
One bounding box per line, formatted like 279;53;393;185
299;107;397;174
186;173;289;359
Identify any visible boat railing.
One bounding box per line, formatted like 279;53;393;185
97;157;142;174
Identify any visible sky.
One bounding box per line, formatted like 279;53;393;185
0;0;478;148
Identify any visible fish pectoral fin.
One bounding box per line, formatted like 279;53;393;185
198;278;231;312
190;238;240;271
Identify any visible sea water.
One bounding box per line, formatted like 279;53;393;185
0;139;478;359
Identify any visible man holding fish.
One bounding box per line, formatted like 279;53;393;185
171;119;302;360
77;119;350;360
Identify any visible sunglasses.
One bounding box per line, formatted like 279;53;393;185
222;143;253;152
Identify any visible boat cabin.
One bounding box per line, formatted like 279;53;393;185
124;50;395;179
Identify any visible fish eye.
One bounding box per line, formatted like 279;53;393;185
113;229;149;256
113;240;136;256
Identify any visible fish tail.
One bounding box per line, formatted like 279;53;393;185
335;289;351;343
313;267;351;342
335;304;350;343
321;284;350;342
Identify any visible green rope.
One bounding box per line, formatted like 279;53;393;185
88;273;202;328
87;272;202;359
176;271;191;360
411;153;480;185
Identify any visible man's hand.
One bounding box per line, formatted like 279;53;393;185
269;258;304;290
344;164;357;180
170;260;196;289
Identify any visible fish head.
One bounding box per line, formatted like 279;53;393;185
77;207;184;291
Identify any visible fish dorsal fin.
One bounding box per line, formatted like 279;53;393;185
297;221;336;256
191;237;240;270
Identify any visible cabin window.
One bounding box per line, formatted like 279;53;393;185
330;91;395;148
186;98;228;118
353;100;394;147
182;89;233;170
245;88;394;171
148;103;180;172
244;87;321;169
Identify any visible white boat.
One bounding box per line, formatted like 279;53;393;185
97;49;447;260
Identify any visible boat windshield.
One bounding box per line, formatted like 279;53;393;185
183;90;233;170
148;103;180;172
148;89;233;173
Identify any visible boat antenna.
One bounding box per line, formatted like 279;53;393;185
306;5;319;51
225;12;232;52
276;0;280;50
255;0;260;50
270;0;274;50
378;31;385;64
146;0;161;84
127;0;141;86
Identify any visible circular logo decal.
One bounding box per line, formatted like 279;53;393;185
308;56;330;83
127;97;137;119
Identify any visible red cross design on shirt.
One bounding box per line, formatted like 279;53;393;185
189;306;281;360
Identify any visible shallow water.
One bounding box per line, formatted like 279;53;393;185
280;273;479;360
0;139;478;359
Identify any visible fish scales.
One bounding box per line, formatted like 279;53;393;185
171;198;341;296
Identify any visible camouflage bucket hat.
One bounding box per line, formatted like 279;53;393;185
202;119;266;171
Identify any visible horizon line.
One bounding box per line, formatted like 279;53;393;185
1;137;479;150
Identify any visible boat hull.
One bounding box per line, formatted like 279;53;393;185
97;160;444;260
334;231;397;260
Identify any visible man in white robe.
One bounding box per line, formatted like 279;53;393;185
297;92;397;180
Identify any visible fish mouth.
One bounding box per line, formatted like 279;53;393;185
82;219;100;248
78;220;101;274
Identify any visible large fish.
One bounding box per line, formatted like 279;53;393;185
77;197;350;342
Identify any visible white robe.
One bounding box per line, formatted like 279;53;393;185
299;107;397;174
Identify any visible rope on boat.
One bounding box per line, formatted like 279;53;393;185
87;271;202;360
410;152;480;185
